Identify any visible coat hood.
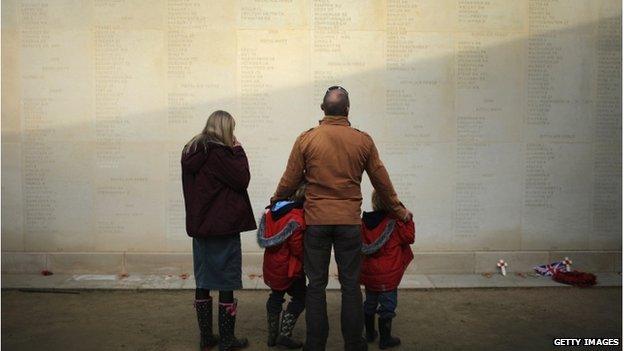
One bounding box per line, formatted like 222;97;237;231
362;210;388;230
361;211;396;255
256;212;302;248
181;141;236;174
181;144;211;174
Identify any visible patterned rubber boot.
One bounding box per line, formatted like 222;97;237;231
378;317;401;349
267;309;280;347
195;299;219;350
218;300;249;351
364;313;377;342
275;311;303;349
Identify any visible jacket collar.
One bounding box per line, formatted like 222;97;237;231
270;201;303;221
362;210;388;230
319;115;351;126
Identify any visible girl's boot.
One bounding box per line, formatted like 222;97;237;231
364;313;377;342
378;317;401;349
218;300;249;351
275;311;303;349
195;298;219;350
267;309;280;347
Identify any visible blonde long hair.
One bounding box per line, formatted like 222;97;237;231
184;110;236;153
290;182;306;202
371;190;391;212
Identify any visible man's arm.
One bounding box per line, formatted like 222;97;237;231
271;135;305;203
364;138;410;221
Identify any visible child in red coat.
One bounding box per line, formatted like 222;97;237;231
257;184;306;349
360;191;415;349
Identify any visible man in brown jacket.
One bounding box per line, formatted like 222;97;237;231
272;86;412;351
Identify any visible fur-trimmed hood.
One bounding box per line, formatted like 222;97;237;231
361;211;396;255
256;210;302;248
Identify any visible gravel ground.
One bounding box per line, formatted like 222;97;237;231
2;288;621;351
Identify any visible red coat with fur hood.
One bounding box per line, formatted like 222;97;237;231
257;201;306;291
360;211;415;292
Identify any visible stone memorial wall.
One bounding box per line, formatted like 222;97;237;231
2;0;621;275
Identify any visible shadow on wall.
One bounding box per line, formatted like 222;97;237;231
1;13;621;257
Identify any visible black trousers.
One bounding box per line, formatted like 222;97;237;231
304;225;367;351
266;275;306;316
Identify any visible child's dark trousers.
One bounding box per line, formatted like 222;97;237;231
363;288;398;319
266;275;306;315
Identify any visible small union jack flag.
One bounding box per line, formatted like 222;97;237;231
534;261;566;276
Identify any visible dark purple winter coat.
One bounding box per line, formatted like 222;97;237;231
181;142;257;237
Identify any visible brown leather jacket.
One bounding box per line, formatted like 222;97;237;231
272;115;407;225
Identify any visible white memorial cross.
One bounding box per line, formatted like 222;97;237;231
497;259;508;276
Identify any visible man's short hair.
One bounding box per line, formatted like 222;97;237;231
322;86;350;116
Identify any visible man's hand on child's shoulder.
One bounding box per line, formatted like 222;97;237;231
402;209;413;223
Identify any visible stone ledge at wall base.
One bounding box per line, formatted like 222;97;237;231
1;273;621;290
1;251;621;275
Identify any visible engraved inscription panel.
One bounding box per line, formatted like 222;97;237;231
1;0;620;254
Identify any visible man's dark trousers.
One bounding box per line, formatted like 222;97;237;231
304;225;367;351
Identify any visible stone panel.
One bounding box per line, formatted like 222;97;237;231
0;0;620;273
